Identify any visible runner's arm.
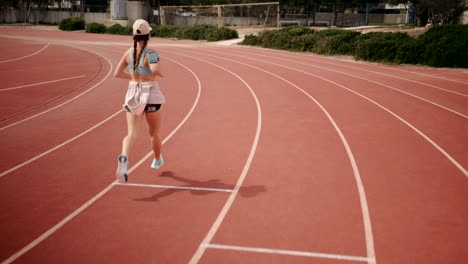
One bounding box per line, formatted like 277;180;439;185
147;50;163;77
114;51;131;79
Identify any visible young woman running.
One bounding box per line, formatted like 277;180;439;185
114;19;165;183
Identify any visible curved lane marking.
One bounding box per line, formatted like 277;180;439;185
213;49;467;177
178;49;376;264
0;110;120;178
155;51;264;264
244;47;468;97
0;56;202;264
0;44;112;131
0;43;50;63
354;64;468;85
226;48;467;119
0;75;87;92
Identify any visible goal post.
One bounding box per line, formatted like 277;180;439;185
160;2;280;28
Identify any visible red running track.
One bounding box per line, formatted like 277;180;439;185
0;26;467;264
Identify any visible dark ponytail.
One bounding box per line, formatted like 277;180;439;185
132;34;150;72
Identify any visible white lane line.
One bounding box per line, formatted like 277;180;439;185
222;48;468;119
243;47;468;97
205;244;374;262
210;49;468;178
355;64;468;85
0;56;202;264
1;183;115;264
0;75;86;92
0;110;121;178
113;182;234;193
0;43;50;63
161;52;263;264
182;49;376;264
0;45;112;132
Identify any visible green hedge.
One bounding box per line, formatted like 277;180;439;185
85;23;131;35
316;29;360;55
417;25;468;68
252;27;316;51
170;25;238;41
240;25;468;68
106;24;132;35
86;23;106;34
59;17;85;31
152;25;179;38
84;23;238;42
354;32;413;62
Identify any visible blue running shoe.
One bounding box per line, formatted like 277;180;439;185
151;155;164;169
116;154;128;183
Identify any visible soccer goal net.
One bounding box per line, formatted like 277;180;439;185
160;2;280;28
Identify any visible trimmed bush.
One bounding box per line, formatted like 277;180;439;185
354;32;413;62
86;23;106;34
251;27;316;51
217;27;239;40
324;30;361;55
151;25;238;41
417;24;468;68
241;34;261;46
310;29;358;55
152;25;178;38
186;24;213;40
238;25;466;68
395;38;422;65
59;17;85;31
183;25;238;41
291;34;319;52
106;24;132;35
257;29;291;49
282;26;315;37
174;27;190;39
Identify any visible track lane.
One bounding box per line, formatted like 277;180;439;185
208;47;468;175
0;44;98;89
0;37;49;63
125;49;258;188
1;26;467;264
230;47;468;114
350;63;468;85
0;44;115;173
194;46;468;264
0;48;203;263
241;49;468;97
14;187;231;264
203;248;370;264
2;46;260;264
0;76;89;122
175;49;374;263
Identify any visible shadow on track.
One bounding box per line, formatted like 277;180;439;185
133;170;266;202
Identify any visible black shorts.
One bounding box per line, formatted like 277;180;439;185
124;104;161;113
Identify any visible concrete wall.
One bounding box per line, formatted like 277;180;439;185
0;9;109;24
0;1;144;25
277;13;407;27
0;4;411;28
166;16;268;27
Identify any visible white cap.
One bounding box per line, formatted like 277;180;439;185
133;19;152;35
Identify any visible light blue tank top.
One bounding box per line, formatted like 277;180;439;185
129;47;152;75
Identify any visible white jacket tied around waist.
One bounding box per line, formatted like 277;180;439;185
124;81;165;115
